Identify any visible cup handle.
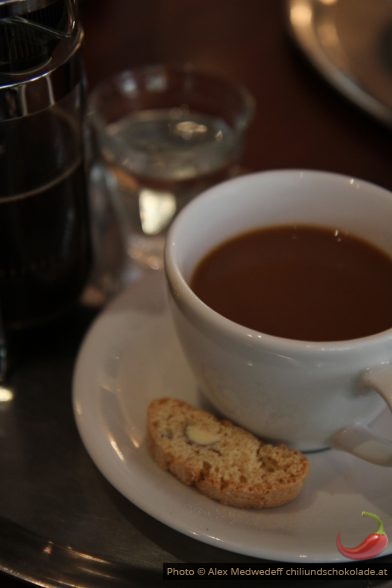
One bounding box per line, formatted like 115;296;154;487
329;364;392;466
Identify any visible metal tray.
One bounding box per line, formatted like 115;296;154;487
1;172;391;587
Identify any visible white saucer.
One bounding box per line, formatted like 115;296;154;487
73;271;392;563
287;0;392;128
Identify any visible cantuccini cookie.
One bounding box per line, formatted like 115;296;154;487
147;398;309;509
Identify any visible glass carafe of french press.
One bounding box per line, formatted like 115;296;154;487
0;0;91;334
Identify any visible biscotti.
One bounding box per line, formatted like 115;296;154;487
147;398;310;509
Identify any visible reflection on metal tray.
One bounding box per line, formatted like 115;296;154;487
287;0;392;127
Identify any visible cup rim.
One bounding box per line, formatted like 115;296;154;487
165;168;392;354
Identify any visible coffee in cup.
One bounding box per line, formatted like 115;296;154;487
190;224;392;342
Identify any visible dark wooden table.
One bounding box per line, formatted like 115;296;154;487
2;1;391;586
81;0;391;191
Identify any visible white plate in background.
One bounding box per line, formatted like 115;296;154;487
287;0;392;127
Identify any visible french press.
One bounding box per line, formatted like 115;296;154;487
0;0;92;340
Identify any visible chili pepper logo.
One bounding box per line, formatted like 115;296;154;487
336;511;388;560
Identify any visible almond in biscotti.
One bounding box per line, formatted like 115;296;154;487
147;397;310;509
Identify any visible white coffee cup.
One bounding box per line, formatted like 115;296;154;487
164;170;392;465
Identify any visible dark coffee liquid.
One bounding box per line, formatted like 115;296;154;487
190;225;392;341
0;107;91;329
